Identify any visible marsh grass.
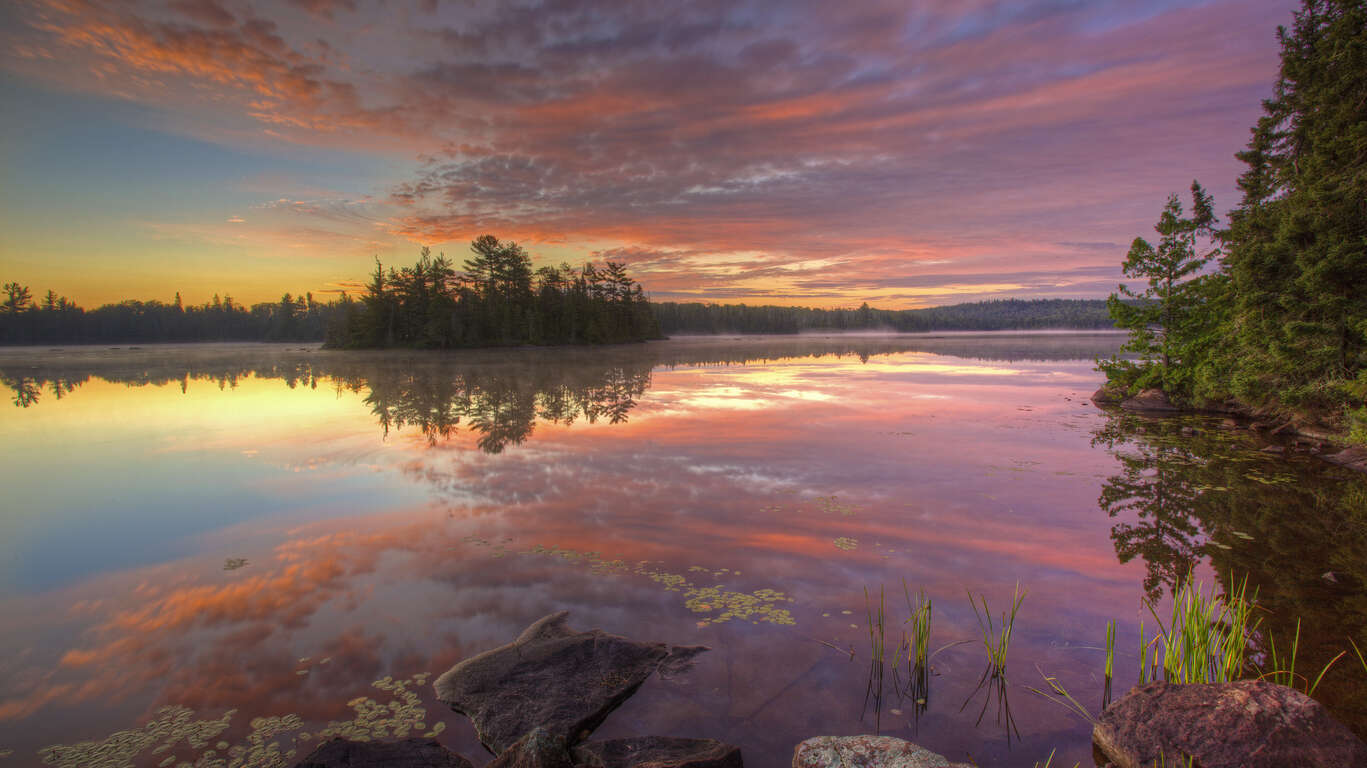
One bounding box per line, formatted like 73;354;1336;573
968;582;1025;678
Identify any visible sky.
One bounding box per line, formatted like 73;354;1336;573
0;0;1297;309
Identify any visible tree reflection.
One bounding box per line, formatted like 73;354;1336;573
1093;411;1367;736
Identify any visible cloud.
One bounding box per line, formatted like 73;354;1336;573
0;0;1296;305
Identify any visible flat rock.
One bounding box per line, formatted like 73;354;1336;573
1119;388;1179;413
434;611;708;754
488;728;576;768
791;736;970;768
574;737;742;768
1093;680;1367;768
292;737;474;768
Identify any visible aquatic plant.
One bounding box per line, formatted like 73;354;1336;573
1025;665;1097;725
35;673;436;768
902;580;932;673
1262;620;1347;696
862;585;889;731
968;582;1025;678
515;541;796;626
1143;574;1258;684
1104;618;1116;681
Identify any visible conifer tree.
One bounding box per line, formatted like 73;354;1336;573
1102;182;1220;396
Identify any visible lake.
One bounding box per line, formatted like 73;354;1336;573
0;334;1363;768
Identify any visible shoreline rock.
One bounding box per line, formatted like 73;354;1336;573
1091;383;1367;473
792;736;971;768
1118;388;1179;413
434;611;709;755
1093;680;1367;768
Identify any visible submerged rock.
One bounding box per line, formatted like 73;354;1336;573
1092;680;1367;768
574;737;742;768
434;611;708;755
791;736;970;768
1324;445;1367;473
1118;388;1179;413
292;737;474;768
487;728;575;768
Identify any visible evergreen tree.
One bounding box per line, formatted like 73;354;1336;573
1101;182;1220;396
1221;0;1367;411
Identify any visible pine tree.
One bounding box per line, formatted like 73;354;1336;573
1102;182;1220;396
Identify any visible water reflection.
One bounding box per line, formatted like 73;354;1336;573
1092;412;1367;735
2;334;1364;768
0;334;1124;455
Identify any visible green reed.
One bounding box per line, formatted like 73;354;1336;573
902;579;933;672
968;582;1025;678
1144;574;1259;684
1104;618;1116;681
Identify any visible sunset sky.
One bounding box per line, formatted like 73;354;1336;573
0;0;1294;308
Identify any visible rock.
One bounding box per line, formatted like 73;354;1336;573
1259;445;1286;454
791;736;971;768
434;611;708;754
292;737;474;768
1219;418;1239;430
1119;389;1179;413
1092;680;1367;768
1091;385;1125;406
1179;426;1195;436
574;737;742;768
488;728;576;768
1323;445;1367;473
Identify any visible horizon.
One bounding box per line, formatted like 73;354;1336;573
1;0;1294;308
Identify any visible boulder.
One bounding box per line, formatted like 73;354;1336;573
292;737;474;768
574;737;742;768
1119;388;1179;413
1219;417;1239;430
434;611;708;755
791;736;970;768
488;728;576;768
1091;386;1125;406
1092;680;1367;768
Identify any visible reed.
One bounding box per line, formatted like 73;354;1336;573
968;582;1025;678
1104;619;1116;681
1144;574;1259;684
902;579;933;671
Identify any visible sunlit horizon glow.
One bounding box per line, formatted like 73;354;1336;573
0;0;1294;309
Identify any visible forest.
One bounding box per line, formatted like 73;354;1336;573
652;298;1113;334
1100;0;1366;440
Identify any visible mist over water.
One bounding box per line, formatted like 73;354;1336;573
0;334;1362;767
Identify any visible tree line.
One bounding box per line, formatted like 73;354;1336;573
1101;0;1366;438
0;284;334;345
652;298;1115;334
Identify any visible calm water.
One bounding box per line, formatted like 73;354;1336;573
0;335;1363;768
